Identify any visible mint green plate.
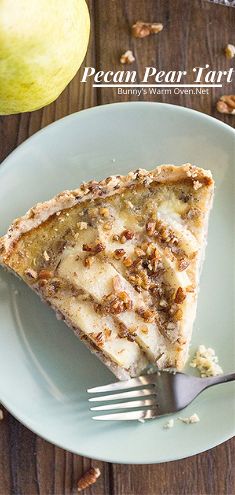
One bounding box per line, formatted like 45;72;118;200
0;102;234;463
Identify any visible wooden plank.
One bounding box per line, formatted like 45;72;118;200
111;440;235;495
94;0;234;126
0;0;234;494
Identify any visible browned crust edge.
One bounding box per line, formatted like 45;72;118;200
0;163;213;260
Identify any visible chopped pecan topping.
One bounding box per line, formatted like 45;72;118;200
120;229;134;243
155;220;178;244
119;291;132;303
146;219;178;246
103;222;112;230
104;327;112;338
38;269;54;280
174;287;186;304
99;207;110;217
113;248;125;259
186;285;195;293
84;255;95;268
90;331;104;347
128;271;149;291
95;291;133;315
172;308;183;321
82;242;105;254
141;326;149;334
39;277;62;295
137;307;155;323
134;246;145;257
123;256;133;267
132;21;163;38
118;322;137;341
112;234;120;241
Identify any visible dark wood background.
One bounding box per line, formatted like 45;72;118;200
0;1;234;494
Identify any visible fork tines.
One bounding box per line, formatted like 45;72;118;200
87;374;158;421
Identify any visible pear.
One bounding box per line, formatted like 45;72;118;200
0;0;90;114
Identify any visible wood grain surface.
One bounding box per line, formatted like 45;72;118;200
0;1;234;494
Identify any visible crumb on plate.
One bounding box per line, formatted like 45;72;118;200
190;345;223;377
178;413;200;424
163;418;174;429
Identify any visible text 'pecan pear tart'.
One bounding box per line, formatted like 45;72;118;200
0;164;214;380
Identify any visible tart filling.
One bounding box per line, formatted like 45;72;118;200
0;164;214;379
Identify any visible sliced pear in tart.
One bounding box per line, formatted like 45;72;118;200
0;164;214;379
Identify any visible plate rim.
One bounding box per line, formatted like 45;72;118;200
1;394;234;464
0;101;234;463
0;101;234;174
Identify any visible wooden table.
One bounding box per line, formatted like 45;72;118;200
0;1;234;494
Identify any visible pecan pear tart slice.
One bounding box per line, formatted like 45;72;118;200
0;164;214;380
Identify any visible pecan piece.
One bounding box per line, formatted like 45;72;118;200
120;49;135;64
141;326;149;334
120;229;134;243
172;308;183;321
216;95;235;115
137;307;155;322
225;44;235;59
38;269;54;279
112;234;120;242
82;242;105;254
99;207;110;217
123;256;133;267
174;287;186;304
83;255;95;268
104;327;112;338
113;248;125;259
77;467;101;492
132;21;163;38
90;332;104;347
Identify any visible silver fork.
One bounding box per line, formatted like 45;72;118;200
87;371;235;421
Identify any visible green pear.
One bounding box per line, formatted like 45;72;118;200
0;0;90;114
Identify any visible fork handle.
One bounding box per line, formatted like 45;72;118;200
201;372;235;390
